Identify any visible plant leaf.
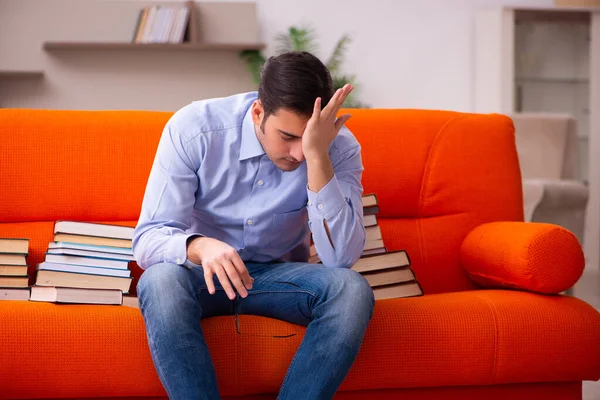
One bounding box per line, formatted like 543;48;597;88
326;34;351;75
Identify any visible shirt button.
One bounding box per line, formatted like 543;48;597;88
318;204;324;210
176;258;183;264
308;200;312;206
247;219;253;225
257;180;264;186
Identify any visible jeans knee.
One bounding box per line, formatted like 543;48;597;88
137;263;194;311
331;269;375;320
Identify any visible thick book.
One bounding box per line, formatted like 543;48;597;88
0;238;29;254
309;238;386;259
54;221;134;240
0;253;27;266
365;225;382;242
49;241;133;257
361;266;415;287
0;287;30;301
362;193;380;215
38;262;132;278
44;253;130;270
0;275;29;288
372;281;423;300
47;247;135;262
0;265;28;276
34;269;132;294
30;286;123;305
351;250;410;274
363;214;377;227
54;233;132;249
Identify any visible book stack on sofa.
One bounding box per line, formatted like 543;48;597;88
29;221;134;305
309;194;423;300
0;238;30;300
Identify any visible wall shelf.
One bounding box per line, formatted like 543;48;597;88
0;70;44;79
43;42;265;51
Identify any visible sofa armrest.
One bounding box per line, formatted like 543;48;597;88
460;222;584;294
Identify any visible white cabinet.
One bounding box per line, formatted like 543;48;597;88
474;6;600;270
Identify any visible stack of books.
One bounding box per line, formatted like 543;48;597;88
0;238;30;300
30;221;134;305
132;4;191;44
309;193;423;300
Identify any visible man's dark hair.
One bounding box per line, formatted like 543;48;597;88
258;51;334;120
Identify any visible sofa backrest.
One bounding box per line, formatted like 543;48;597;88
0;108;524;294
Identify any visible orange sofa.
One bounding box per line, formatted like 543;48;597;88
0;108;599;400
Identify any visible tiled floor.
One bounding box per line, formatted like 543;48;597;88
573;267;600;400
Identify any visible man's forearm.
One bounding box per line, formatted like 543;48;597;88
306;152;334;193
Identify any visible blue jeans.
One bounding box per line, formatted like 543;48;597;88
137;261;376;400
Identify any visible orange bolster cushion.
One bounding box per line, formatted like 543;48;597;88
460;222;585;294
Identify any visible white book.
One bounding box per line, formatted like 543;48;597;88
44;253;129;270
30;286;122;305
49;241;133;256
0;287;30;301
38;262;131;278
54;221;134;240
47;247;134;262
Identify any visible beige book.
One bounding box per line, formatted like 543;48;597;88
365;225;382;242
361;267;415;287
362;194;378;208
351;251;410;274
0;265;29;276
372;281;423;300
0;254;27;266
54;220;134;240
0;238;29;254
363;214;377;227
30;286;122;305
54;233;132;249
0;275;29;288
0;287;30;301
35;269;132;294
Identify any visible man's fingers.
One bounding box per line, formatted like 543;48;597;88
204;268;216;295
312;97;322;120
231;252;253;290
214;264;236;300
334;114;352;132
222;259;248;298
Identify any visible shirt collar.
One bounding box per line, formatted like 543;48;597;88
239;104;265;161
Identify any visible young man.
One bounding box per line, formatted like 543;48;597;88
133;51;374;400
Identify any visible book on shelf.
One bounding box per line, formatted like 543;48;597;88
30;286;123;305
133;4;191;44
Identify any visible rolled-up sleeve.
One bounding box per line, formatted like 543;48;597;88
132;122;201;270
307;141;365;268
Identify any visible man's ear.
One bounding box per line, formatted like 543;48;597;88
251;100;264;126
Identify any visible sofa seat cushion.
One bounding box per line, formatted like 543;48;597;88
1;290;598;399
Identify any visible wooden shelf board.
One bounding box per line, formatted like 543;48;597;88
0;70;44;79
43;42;266;51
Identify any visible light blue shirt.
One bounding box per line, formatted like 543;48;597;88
133;92;366;270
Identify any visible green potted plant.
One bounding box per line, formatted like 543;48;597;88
240;26;368;108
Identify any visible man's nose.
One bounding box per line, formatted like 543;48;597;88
290;142;305;163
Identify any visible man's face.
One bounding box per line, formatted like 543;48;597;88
251;100;309;172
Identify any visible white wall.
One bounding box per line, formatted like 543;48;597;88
251;0;554;111
1;0;555;111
